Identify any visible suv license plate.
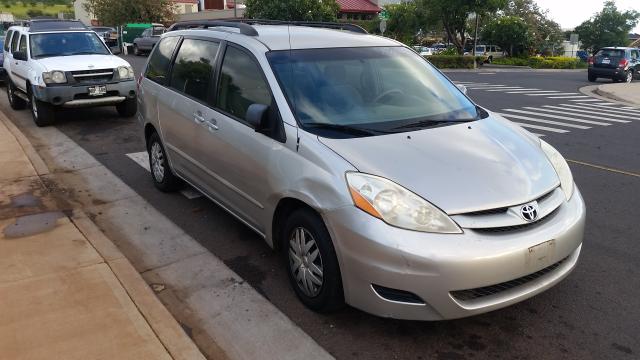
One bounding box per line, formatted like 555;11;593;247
602;58;610;64
88;85;107;97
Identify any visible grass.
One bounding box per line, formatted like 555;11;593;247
0;2;74;19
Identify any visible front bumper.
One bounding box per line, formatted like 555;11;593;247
323;187;586;320
32;80;136;108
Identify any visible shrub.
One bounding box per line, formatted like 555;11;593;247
492;56;586;69
424;55;484;69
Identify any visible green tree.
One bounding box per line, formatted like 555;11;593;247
575;1;640;53
84;0;175;25
503;0;563;55
245;0;340;22
384;2;431;44
422;0;508;54
481;16;530;56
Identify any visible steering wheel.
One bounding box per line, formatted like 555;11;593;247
373;89;405;103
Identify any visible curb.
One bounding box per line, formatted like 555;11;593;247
0;111;207;360
579;85;640;108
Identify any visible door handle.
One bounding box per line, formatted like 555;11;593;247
193;112;205;124
206;119;219;131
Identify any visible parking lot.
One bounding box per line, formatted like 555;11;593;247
1;51;636;359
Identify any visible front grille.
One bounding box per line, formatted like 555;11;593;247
472;207;558;233
71;68;114;84
450;256;569;302
465;188;556;217
73;90;119;100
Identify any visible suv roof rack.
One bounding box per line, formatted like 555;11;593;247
27;19;88;33
167;19;368;35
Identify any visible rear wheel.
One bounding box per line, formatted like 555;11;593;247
7;79;26;110
284;208;344;312
147;132;182;192
116;97;137;117
30;90;55;127
624;70;633;83
588;73;597;82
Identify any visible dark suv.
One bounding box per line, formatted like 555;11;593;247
588;47;639;83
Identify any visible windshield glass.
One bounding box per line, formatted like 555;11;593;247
30;32;109;59
151;27;165;36
595;49;624;57
267;47;479;137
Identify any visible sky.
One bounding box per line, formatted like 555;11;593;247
535;0;640;33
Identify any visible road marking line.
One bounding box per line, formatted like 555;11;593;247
513;122;569;133
523;107;628;123
553;104;635;120
569;99;605;102
495;112;591;129
126;151;203;199
525;92;580;96
567;159;640;178
485;87;534;92
531;133;545;137
581;103;640;115
547;95;589;99
506;90;560;93
466;85;511;89
502;109;610;126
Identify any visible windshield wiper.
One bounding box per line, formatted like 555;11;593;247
72;51;105;55
392;119;460;130
303;123;383;136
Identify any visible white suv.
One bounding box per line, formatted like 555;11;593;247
3;20;137;126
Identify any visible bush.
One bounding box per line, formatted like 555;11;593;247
492;56;587;69
424;55;484;69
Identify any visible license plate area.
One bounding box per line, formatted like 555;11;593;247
526;239;556;269
88;85;107;97
602;58;610;64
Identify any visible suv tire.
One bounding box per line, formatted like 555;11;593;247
588;73;597;82
7;80;27;110
284;208;344;313
624;70;633;83
30;90;55;127
116;97;137;117
148;132;182;192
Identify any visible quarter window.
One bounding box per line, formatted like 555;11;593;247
4;30;13;51
216;46;271;122
169;39;219;103
145;36;179;85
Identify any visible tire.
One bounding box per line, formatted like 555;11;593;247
133;44;140;56
147;132;182;192
588;73;597;82
30;90;55;127
284;208;344;312
624;70;633;83
7;79;26;110
116;97;137;117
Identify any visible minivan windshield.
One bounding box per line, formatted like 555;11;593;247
267;47;481;137
30;32;110;59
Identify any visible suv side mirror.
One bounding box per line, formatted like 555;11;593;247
246;103;269;130
13;51;27;61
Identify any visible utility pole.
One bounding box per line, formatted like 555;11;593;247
234;0;237;18
473;13;479;69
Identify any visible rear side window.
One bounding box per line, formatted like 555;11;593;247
216;46;271;122
145;36;179;84
18;35;27;53
11;31;20;52
169;39;219;103
4;30;13;51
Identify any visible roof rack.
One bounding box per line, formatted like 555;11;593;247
27;19;88;32
167;19;368;35
167;20;258;36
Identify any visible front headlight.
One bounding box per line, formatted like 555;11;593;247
117;66;134;80
540;140;574;201
42;70;67;84
346;172;462;234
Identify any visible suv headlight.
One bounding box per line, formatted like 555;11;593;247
42;70;67;84
346;172;461;234
540;140;574;201
117;66;134;80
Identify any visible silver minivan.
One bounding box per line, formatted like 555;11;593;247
138;21;585;320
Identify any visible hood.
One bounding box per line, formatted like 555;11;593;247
318;115;560;214
36;54;130;72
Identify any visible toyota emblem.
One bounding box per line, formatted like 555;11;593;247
520;202;539;222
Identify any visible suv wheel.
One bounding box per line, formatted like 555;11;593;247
625;70;633;83
588;73;597;82
7;80;26;110
30;90;55;127
133;44;140;56
116;97;137;117
147;132;182;192
284;208;344;312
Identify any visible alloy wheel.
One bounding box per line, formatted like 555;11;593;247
31;93;38;119
288;226;324;297
150;142;165;182
626;71;633;83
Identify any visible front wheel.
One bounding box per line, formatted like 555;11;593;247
116;97;137;117
147;132;182;192
284;208;344;312
30;91;55;127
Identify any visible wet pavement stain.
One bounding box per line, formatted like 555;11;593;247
8;193;42;208
2;212;64;239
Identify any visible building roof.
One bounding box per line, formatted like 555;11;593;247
336;0;380;13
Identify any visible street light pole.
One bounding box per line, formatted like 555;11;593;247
473;13;479;69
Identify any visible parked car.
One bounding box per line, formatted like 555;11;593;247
139;20;585;321
465;45;505;62
588;47;640;83
0;38;4;79
133;25;165;55
91;26;118;47
3;20;137;126
413;46;433;56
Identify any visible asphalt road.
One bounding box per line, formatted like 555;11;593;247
6;55;639;359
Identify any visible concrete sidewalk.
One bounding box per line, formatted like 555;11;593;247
0;114;205;359
595;82;640;106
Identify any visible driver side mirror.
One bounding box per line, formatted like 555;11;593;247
246;103;286;143
456;84;468;95
13;51;27;61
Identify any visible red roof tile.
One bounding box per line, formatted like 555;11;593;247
336;0;380;13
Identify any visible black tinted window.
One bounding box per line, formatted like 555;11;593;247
18;35;27;53
216;46;271;121
4;31;12;51
145;36;179;84
596;49;625;57
170;39;219;103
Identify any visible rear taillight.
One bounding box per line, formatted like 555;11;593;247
588;56;594;65
619;58;629;68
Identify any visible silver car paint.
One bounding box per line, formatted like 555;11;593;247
139;26;585;320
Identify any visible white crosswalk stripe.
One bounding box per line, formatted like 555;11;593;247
522;107;628;123
569;99;605;102
502;108;611;125
549;104;635;120
126;151;203;199
495;113;590;129
506;90;559;93
581;103;640;115
512;122;569;133
525;92;581;96
486;88;537;92
547;95;589;99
